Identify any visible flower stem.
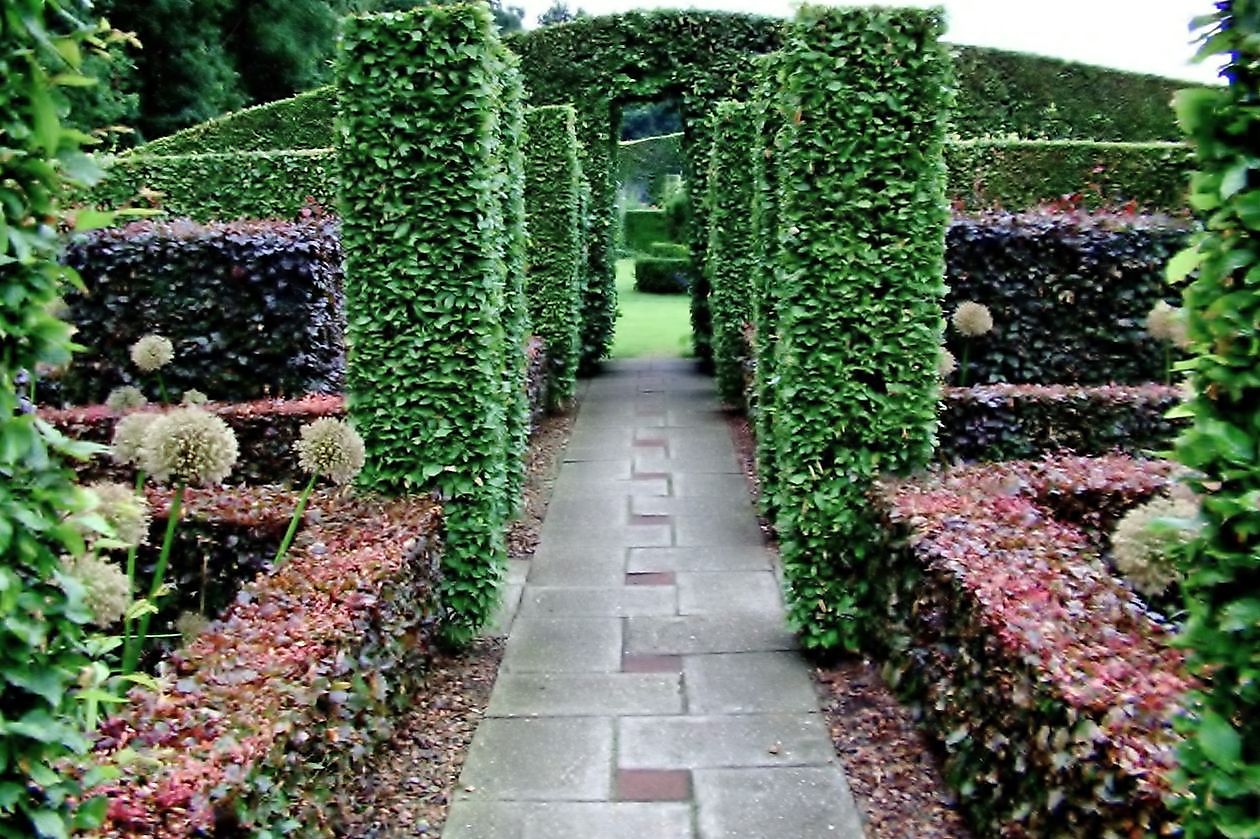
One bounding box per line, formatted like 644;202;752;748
123;481;184;675
122;469;146;658
274;474;317;567
1165;344;1172;386
157;372;169;404
959;342;971;388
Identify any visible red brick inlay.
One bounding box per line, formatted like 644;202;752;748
625;571;675;586
616;769;692;802
632;471;670;480
635;406;665;416
621;654;682;673
632;438;668;449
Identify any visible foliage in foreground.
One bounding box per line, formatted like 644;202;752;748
1165;4;1260;834
877;455;1188;835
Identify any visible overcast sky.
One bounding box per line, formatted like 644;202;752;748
524;0;1222;84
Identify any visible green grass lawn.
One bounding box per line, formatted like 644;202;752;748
609;258;693;359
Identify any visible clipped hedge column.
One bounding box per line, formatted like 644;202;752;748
336;4;512;643
750;54;784;520
524;105;583;407
705;101;760;406
1167;5;1260;833
499;57;530;516
771;5;951;651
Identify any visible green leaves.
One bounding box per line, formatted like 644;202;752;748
335;4;515;641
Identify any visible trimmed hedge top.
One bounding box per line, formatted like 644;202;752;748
135;85;335;156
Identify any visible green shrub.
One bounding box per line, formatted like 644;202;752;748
946;139;1192;212
617;131;683;203
663;183;690;241
768;4;951;651
1166;6;1260;834
705;101;759;406
335;3;514;644
82;148;335;221
1;0;120;832
623;208;670;252
524;105;583;407
647;241;689;259
137;85;336;155
634;256;693;294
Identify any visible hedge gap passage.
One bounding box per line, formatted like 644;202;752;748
524;105;583;407
704;100;759;407
335;4;514;643
766;5;951;651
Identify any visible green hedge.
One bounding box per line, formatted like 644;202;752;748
618;131;683;203
138;85;336;156
648;241;689;259
634;256;692;294
524;105;583;407
750;52;783;523
946;139;1192;212
336;3;513;644
705;101;759;406
951;44;1181;141
82;148;335;221
499;61;530;519
1168;7;1260;834
768;5;950;652
623;208;670;253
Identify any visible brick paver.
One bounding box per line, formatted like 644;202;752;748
444;359;864;839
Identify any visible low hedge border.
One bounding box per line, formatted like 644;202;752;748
875;454;1189;836
939;383;1184;462
95;488;444;836
634;256;692;294
42;338;549;486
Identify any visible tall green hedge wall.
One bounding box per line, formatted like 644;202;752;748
335;3;514;644
138;85;336;156
767;4;951;652
946;139;1192;213
524;105;583;407
85;148;335;221
705;101;759;406
1168;5;1260;834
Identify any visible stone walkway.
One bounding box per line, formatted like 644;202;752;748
443;358;864;839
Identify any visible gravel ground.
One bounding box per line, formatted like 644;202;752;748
724;410;973;839
337;410;575;837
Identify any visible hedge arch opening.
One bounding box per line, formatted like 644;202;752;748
509;11;783;367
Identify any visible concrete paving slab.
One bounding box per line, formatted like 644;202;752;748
529;542;626;587
443;800;528;839
676;572;782;614
628;546;773;573
484;583;524;637
507;559;530;585
487;672;683;717
538;519;673;548
542;497;632;525
550;476;669;499
457;717;614;801
669;473;758;497
634;454;742;474
672;514;766;548
520;585;677;618
618;714;835;769
502;617;622;672
684;652;820;714
632;496;758;519
524;802;694;839
693;767;865;839
625;614;797;655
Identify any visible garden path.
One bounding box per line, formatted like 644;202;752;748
443;358;864;839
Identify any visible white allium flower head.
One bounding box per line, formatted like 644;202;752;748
106;385;148;412
296;418;366;485
141;407;239;485
951;301;993;337
130;334;174;373
111;412;159;467
62;553;130;627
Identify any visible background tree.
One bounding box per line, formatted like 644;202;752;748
537;1;585;26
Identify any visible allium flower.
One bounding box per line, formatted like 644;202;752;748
182;389;208;406
111;412;159;466
130;334;174;373
175;611;210;644
62;553;130;627
141;407;239;485
952;301;994;337
937;348;957;378
89;482;151;549
296;418;366;485
106;385;148;412
1111;495;1200;598
1145;300;1188;345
